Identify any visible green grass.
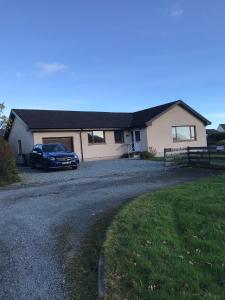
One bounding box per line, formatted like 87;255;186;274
56;207;121;300
104;175;225;300
147;156;164;161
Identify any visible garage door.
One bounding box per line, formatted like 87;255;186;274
42;137;74;152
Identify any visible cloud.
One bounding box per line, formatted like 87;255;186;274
36;62;68;76
171;0;184;17
171;8;184;17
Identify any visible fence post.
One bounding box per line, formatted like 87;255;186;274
208;146;211;165
164;148;166;168
187;146;190;165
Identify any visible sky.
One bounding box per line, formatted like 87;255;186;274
0;0;225;128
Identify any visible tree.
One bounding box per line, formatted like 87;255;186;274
0;103;8;129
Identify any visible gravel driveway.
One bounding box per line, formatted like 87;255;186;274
0;159;221;299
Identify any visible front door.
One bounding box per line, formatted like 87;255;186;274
133;130;141;152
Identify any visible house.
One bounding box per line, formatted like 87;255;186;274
217;124;225;132
5;100;210;162
206;129;218;136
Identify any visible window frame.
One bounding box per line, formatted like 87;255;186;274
172;125;197;142
114;130;125;144
88;130;106;145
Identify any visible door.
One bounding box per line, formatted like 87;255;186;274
133;130;141;152
30;147;43;167
42;137;74;152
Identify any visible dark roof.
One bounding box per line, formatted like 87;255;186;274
131;101;178;127
219;124;225;130
10;100;211;131
12;109;133;130
206;129;218;135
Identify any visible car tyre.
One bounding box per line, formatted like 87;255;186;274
30;161;36;169
72;165;78;170
43;162;49;172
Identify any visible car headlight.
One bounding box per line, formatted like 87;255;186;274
74;154;78;159
49;156;56;161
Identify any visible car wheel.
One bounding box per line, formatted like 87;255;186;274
43;162;49;172
72;165;78;170
30;161;36;169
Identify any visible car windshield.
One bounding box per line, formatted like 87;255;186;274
42;144;68;152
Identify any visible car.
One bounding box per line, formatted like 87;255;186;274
216;145;225;152
30;143;79;171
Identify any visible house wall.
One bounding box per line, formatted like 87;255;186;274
33;130;131;161
8;116;34;163
146;105;207;156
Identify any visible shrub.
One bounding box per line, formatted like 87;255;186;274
0;138;19;185
208;132;225;145
217;139;225;146
140;148;156;159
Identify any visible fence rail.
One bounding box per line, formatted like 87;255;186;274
164;146;225;169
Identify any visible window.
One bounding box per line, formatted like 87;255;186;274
135;131;141;142
114;130;124;143
88;131;105;144
18;140;22;155
172;126;196;142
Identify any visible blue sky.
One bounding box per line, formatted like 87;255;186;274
0;0;225;128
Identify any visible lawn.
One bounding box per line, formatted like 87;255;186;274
104;175;225;299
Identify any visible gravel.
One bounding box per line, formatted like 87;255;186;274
0;159;221;299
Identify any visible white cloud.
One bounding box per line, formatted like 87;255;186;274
171;0;184;17
171;8;184;17
37;62;68;76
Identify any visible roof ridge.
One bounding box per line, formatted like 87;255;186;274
132;100;179;114
12;100;180;115
13;108;132;115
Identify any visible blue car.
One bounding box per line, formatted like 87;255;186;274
30;143;79;171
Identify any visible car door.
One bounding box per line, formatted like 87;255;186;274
31;147;43;167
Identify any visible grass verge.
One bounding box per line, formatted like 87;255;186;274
147;156;164;162
57;207;121;300
104;175;225;299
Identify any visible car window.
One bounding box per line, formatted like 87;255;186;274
42;144;67;152
33;147;42;153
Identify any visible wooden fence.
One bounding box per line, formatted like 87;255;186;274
164;146;225;169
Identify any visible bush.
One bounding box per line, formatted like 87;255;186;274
208;132;225;145
217;139;225;146
0;138;19;185
140;149;156;159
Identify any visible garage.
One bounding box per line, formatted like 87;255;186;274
42;137;74;152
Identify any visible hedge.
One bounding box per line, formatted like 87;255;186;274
0;138;19;185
